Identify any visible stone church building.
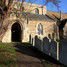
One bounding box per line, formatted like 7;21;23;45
1;1;67;43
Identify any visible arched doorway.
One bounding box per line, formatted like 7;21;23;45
11;22;21;42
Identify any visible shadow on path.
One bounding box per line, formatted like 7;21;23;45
14;43;65;66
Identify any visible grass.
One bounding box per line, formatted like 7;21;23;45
0;43;17;67
0;42;33;67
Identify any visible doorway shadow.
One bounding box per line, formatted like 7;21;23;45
11;22;21;42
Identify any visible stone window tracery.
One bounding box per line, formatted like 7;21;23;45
37;23;43;35
35;8;39;14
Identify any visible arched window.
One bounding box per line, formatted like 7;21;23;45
37;23;43;35
0;7;3;15
35;8;39;14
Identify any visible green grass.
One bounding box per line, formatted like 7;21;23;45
0;42;32;67
0;43;17;67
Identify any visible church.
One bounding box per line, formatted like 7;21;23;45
1;1;67;43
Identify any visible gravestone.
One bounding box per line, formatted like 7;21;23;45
35;36;43;51
50;40;57;59
43;37;50;55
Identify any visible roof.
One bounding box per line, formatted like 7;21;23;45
21;10;67;22
21;12;55;22
47;10;67;20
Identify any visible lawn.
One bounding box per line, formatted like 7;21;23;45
0;43;17;67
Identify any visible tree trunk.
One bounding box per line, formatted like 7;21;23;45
59;28;63;39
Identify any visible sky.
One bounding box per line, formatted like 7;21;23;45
20;0;67;13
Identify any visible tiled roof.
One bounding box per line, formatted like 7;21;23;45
47;11;67;19
22;12;55;21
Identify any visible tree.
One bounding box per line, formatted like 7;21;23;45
0;0;13;36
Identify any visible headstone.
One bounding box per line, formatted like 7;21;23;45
35;36;42;51
50;40;57;59
59;39;67;65
43;37;50;55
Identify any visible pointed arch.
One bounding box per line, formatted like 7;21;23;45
37;23;43;35
35;8;39;14
11;22;22;42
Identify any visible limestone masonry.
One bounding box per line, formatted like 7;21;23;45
2;2;67;42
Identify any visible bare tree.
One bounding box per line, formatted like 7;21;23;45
0;0;13;36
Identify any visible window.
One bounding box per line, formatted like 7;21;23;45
35;8;39;14
37;23;43;35
0;7;3;15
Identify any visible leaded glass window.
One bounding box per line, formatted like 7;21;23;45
37;23;43;35
35;8;39;14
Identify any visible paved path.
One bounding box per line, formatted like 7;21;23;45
15;43;43;67
16;52;43;67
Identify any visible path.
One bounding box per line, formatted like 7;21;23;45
14;43;65;67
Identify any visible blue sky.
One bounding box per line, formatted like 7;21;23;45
20;0;67;13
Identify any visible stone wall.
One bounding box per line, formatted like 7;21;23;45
28;19;56;39
23;2;47;15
